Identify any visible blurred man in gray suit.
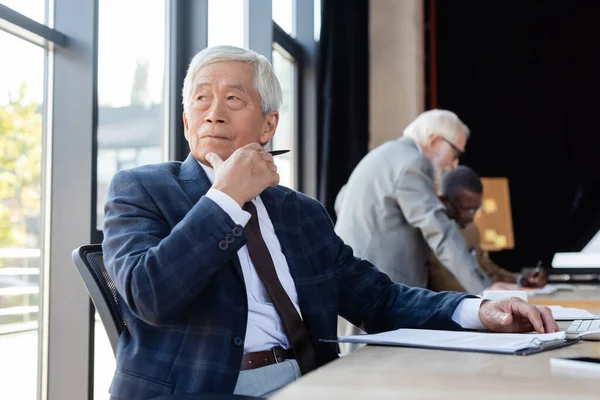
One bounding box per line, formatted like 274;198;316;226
335;110;493;352
335;110;491;294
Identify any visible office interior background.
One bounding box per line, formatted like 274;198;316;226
1;0;599;399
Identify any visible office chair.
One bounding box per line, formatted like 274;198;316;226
72;244;125;355
72;245;265;400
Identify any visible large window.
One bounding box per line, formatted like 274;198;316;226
0;28;46;400
271;1;305;190
96;0;168;230
273;0;294;36
271;45;297;189
0;0;45;25
208;0;244;47
314;0;321;41
94;1;169;397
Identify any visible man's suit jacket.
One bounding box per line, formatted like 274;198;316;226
102;154;471;400
334;137;490;293
429;223;517;293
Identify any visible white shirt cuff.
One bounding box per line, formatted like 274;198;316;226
451;298;486;330
205;188;251;227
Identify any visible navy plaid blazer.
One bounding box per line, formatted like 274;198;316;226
102;154;471;399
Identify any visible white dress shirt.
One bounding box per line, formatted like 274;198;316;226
200;163;302;352
199;162;484;353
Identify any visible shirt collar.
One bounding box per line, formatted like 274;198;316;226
198;160;215;184
409;136;423;154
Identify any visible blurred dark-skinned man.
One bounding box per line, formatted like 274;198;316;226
430;166;548;292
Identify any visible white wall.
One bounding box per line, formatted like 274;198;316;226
369;0;425;150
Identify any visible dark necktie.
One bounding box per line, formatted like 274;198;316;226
243;201;318;374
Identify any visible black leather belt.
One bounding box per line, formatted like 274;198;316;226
240;346;295;371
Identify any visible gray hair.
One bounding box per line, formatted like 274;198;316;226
403;109;470;145
181;45;282;116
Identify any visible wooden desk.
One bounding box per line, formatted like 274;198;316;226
529;285;600;309
273;321;600;400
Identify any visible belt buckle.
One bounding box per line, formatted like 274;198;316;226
271;347;280;364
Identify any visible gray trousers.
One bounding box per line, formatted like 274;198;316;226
233;359;301;398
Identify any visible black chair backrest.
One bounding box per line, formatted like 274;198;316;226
73;246;265;400
72;244;126;355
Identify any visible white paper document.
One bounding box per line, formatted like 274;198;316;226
549;306;600;320
336;329;568;354
526;285;557;295
526;284;576;296
553;284;577;290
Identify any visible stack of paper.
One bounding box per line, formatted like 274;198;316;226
553;284;577;290
334;329;570;355
526;284;576;296
526;285;558;296
548;306;600;321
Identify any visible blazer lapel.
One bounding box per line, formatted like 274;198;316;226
179;153;211;205
178;153;245;283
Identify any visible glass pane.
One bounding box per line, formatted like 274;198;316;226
273;0;294;36
208;0;245;47
314;0;321;41
271;45;296;189
0;30;45;400
96;1;167;397
1;0;46;25
96;0;167;230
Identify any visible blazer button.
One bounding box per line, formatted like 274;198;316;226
225;233;235;244
218;240;228;250
233;336;244;348
232;226;243;237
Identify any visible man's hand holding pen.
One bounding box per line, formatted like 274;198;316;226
205;143;289;207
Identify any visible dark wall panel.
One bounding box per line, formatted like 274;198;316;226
435;0;600;268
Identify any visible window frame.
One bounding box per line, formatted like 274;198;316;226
273;21;304;190
0;3;67;47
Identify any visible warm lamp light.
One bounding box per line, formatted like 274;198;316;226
474;177;515;252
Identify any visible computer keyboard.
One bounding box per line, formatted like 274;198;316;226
565;319;600;340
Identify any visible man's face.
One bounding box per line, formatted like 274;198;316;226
446;188;482;229
429;129;467;175
182;61;279;166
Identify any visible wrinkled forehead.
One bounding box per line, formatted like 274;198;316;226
193;81;249;94
192;61;256;90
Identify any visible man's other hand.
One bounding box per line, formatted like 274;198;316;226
520;270;548;288
206;143;279;206
478;297;559;333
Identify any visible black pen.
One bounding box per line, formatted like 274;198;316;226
268;150;290;156
532;260;543;277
